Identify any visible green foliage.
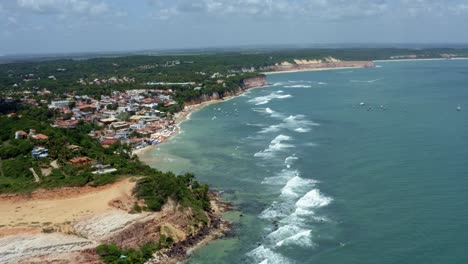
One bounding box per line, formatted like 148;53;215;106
134;170;211;222
0;110;142;193
96;241;163;264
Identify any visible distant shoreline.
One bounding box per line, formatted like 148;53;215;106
374;57;468;63
136;57;468;157
262;65;367;75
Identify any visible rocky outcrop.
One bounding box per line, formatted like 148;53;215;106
241;75;268;89
184;92;221;106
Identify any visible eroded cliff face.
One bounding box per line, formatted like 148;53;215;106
184;75;268;106
241;76;268;89
7;195;230;264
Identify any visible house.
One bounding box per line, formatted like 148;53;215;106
48;100;70;109
101;138;119;146
67;145;82;151
32;134;49;140
69;157;93;166
15;130;28;139
32;147;49;158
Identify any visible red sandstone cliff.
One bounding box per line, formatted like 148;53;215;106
184;75;268;106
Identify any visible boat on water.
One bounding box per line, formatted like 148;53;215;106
360;102;365;106
457;105;462;111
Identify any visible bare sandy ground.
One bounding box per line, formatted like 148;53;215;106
0;178;136;231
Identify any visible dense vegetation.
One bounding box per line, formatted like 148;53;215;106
2;48;465;193
3;48;468;105
0;104;132;192
134;171;211;221
97;235;174;264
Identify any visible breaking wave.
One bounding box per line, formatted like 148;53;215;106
275;229;314;248
252;107;285;119
248;91;292;105
262;168;300;185
259;115;320;134
280;176;316;198
247;245;292;264
284;84;312;88
296;189;332;209
254;135;294;159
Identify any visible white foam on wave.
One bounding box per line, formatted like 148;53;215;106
253;107;285;119
284;84;312;88
267;224;303;241
248;91;292;105
296;189;332;209
247;245;292;264
287;80;313;84
254;135;294;159
259;115;320;134
294;127;310;133
280;176;316;198
284;155;298;165
276;230;314;248
259;201;291;219
262;169;299;185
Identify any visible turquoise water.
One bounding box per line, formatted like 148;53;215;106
140;59;468;264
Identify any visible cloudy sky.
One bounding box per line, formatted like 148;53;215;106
1;0;468;55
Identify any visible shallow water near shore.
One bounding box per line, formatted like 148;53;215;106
140;59;468;263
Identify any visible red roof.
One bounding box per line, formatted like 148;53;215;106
102;138;119;146
16;130;27;136
34;134;49;140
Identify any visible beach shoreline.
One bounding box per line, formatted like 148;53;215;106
262;65;368;75
373;57;468;63
134;84;268;158
135;65;376;158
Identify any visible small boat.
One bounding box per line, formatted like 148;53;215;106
360;102;365;106
457;105;462;111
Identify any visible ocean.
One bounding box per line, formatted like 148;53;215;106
140;59;468;264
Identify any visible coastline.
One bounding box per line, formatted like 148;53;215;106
0;178;232;264
148;192;232;264
134;84;268;158
262;65;368;75
373;57;468;63
135;65;375;158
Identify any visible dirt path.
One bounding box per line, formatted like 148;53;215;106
0;178;136;231
29;168;40;182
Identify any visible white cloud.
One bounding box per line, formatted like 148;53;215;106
16;0;110;16
146;0;390;20
145;0;468;21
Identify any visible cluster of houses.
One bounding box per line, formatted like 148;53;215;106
46;89;179;152
78;76;135;86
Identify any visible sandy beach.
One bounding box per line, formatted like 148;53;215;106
134;85;267;158
0;178;136;234
262;65;368;75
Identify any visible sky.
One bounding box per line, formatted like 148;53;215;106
1;0;468;55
